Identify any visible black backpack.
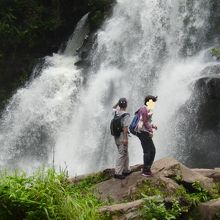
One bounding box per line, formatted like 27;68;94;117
110;112;129;137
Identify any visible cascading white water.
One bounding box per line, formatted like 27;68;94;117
0;0;217;175
0;14;89;172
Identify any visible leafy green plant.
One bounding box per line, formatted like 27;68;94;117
190;181;210;205
169;199;182;218
137;179;220;220
0;169;105;220
211;48;220;60
141;196;177;220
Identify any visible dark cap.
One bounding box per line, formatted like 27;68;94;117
118;98;127;108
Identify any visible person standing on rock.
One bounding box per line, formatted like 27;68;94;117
112;98;132;180
136;95;158;177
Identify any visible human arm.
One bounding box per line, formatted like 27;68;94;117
122;114;130;146
112;102;120;116
122;126;128;146
112;102;119;109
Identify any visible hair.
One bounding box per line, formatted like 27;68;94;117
118;98;127;108
144;95;157;104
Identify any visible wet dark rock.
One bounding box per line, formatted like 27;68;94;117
175;64;220;168
208;0;220;41
194;76;220;131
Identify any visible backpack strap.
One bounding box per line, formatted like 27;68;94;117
134;108;140;115
120;113;130;128
114;111;129;118
121;113;130;118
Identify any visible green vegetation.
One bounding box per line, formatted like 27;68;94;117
130;179;220;220
0;0;114;51
0;169;220;220
211;47;220;60
88;0;114;30
141;197;182;220
0;169;108;220
0;0;61;50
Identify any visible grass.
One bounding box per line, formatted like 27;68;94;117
0;169;106;220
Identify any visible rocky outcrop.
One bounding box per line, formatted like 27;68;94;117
152;157;215;193
99;199;145;219
85;157;220;219
197;198;220;220
95;170;147;202
68;164;143;184
95;157;215;203
176;64;220;168
192;168;220;182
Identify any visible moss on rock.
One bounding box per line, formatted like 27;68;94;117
211;47;220;60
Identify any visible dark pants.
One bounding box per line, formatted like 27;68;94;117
137;131;156;172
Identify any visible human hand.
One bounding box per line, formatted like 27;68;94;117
113;102;119;109
152;124;158;130
149;132;153;138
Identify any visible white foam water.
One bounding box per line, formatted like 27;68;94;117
0;0;217;175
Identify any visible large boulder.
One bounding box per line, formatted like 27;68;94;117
197;198;220;220
152;157;215;193
99;199;144;219
173;65;220;168
192;168;220;182
68;164;143;184
94;157;215;202
99;196;163;220
95;170;146;202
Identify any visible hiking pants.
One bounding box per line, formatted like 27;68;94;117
137;131;156;172
114;141;130;175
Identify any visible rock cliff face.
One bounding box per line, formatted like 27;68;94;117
177;64;220;168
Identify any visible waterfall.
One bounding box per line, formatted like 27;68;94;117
0;14;89;173
0;0;218;175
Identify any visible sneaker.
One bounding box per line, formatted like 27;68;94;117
122;171;133;176
141;171;153;177
114;174;126;179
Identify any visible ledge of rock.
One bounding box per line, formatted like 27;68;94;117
98;197;163;219
67;157;220;219
152;157;215;193
99;199;144;213
94;157;217;203
197;198;220;220
68;164;143;184
95;170;147;202
192;168;220;182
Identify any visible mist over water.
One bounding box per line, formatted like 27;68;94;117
0;0;218;175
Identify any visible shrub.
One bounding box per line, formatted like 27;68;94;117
0;169;103;220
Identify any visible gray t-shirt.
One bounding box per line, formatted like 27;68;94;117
112;109;130;127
